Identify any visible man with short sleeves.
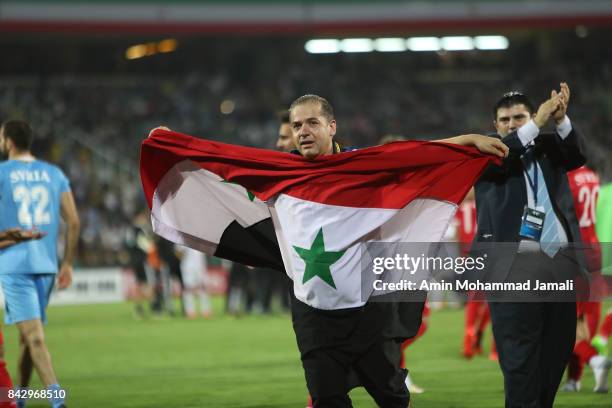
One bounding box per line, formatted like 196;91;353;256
0;120;80;408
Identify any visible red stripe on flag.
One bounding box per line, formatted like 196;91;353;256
140;129;499;210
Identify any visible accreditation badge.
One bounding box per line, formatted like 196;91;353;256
519;206;545;241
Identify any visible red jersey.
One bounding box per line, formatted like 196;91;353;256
456;199;477;256
568;166;601;271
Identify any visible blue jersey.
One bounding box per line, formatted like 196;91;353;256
0;159;70;274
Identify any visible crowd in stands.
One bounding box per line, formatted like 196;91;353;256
0;31;610;266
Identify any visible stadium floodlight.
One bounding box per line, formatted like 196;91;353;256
145;43;157;56
441;36;474;51
158;38;178;53
305;39;341;54
340;38;374;53
220;100;235;115
125;44;148;60
406;37;441;52
374;38;407;52
474;36;509;50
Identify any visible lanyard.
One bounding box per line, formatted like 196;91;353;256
524;156;539;206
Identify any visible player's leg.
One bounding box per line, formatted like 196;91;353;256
0;274;40;394
15;320;57;387
463;291;482;358
17;332;33;388
132;261;150;318
584;302;602;338
182;266;210;318
588;309;612;393
602;311;612;339
474;303;488;355
562;302;584;391
16;333;33;408
19;274;65;408
181;270;197;319
573;302;603;387
182;288;197;319
592;310;612;355
198;284;212;318
159;264;174;315
15;319;65;408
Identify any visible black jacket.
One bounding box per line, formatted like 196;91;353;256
472;125;587;281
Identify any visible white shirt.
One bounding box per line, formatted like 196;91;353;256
516;116;571;246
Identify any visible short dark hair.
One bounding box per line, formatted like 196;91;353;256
1;120;33;151
289;94;334;122
493;91;535;120
277;109;290;124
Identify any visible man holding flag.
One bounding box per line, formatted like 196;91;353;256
141;95;507;407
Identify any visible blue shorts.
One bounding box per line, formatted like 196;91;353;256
0;274;55;325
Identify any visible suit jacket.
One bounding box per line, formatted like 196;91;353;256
471;125;587;282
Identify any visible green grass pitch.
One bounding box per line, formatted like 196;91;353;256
1;299;610;407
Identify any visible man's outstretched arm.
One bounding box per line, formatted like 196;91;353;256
438;134;509;158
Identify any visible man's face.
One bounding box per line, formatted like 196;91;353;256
290;102;336;159
276;123;294;152
494;104;533;138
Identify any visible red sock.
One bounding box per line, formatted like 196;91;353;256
583;302;601;338
464;301;480;335
477;304;490;334
573;340;598;381
463;299;483;356
0;330;15;407
600;313;612;339
0;361;14;405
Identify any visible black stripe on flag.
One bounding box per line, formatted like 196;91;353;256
214;218;284;272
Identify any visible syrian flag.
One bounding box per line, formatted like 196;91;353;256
140;129;498;310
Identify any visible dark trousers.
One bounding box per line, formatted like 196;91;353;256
490;301;575;408
489;249;578;408
302;338;409;408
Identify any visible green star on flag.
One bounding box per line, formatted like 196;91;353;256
222;179;256;201
293;228;345;289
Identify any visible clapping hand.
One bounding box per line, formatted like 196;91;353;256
551;82;570;124
534;92;564;128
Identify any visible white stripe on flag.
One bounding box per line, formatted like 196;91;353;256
151;160;271;255
271;194;457;310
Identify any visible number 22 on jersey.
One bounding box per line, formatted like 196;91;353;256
12;185;51;226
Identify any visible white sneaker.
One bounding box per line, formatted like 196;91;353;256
590;355;612;393
560;380;580;392
405;372;425;394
